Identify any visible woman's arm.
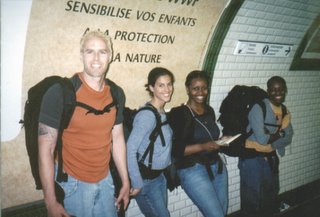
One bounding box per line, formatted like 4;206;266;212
126;110;155;190
184;141;220;156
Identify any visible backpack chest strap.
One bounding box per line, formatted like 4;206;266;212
76;101;116;115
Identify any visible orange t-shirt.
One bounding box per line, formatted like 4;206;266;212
62;74;116;182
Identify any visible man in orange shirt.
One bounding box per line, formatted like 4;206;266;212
38;30;130;217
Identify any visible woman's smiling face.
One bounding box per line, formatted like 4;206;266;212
150;75;174;105
186;77;208;104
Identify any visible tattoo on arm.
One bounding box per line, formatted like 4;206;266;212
38;124;48;136
38;123;58;154
38;123;57;140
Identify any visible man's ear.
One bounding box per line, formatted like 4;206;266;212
80;53;83;62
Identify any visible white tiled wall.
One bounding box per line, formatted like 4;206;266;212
211;0;320;214
126;0;320;216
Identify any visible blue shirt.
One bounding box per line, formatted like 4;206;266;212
247;98;293;156
127;105;172;189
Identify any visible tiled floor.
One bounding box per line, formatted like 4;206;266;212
227;196;320;217
3;196;320;217
274;196;320;217
3;180;320;217
228;179;320;217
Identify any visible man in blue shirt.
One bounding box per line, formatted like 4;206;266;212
239;76;294;217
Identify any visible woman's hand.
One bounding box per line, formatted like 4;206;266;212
203;141;220;152
129;188;141;197
184;141;220;156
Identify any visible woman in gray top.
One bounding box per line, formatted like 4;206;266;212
127;67;174;217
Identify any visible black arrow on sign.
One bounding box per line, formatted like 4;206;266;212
285;46;291;56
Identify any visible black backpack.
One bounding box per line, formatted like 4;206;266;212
21;75;120;202
218;85;269;158
123;104;167;167
122;104;180;191
21;76;75;191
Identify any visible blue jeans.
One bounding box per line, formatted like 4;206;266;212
56;171;117;217
178;162;228;217
238;157;279;217
135;173;170;217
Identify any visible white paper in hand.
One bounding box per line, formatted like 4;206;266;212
216;133;241;146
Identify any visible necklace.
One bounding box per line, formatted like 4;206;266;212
185;102;205;115
186;105;213;141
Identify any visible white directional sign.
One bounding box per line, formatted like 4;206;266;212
234;40;293;57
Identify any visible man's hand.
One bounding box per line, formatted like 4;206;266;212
115;182;130;210
46;200;70;217
245;140;274;153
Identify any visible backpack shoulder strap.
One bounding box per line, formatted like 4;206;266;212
281;104;287;118
257;100;287;121
256;100;267;120
247;100;267;136
261;101;286;129
73;78;119;116
56;77;76;183
59;77;76;129
138;104;166;168
106;78;119;111
140;104;165;145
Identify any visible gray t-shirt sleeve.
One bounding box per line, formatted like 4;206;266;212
112;84;126;125
38;83;63;129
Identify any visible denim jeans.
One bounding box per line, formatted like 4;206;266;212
238;157;279;217
135;173;170;217
56;171;117;217
178;162;228;217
